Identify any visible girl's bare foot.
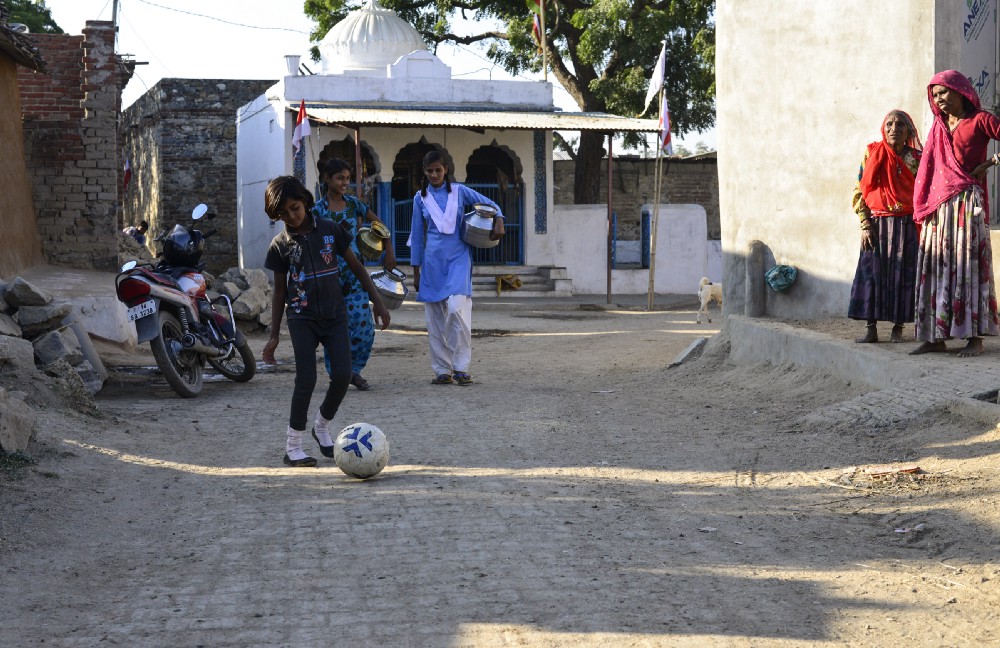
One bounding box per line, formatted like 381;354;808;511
855;324;878;343
890;324;905;343
909;341;947;355
957;337;984;358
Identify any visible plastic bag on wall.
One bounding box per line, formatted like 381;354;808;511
764;265;797;293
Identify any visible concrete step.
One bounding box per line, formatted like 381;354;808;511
382;265;574;299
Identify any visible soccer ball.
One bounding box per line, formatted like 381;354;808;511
334;422;390;479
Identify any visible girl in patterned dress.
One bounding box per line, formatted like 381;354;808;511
313;158;396;390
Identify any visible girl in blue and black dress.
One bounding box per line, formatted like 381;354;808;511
313;158;396;391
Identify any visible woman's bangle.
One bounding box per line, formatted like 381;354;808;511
993;153;1000;166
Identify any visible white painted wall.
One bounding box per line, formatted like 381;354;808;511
536;204;712;295
716;0;946;318
236;89;289;270
283;75;553;110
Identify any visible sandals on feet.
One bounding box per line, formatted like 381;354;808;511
453;371;474;386
351;373;371;391
431;373;454;385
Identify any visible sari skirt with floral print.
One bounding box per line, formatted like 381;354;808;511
848;214;918;323
914;187;999;342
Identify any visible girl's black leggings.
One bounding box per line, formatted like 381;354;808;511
286;317;352;431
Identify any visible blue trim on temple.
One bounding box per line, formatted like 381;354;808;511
534;130;547;234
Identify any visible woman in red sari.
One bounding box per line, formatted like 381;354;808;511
911;70;1000;357
849;110;922;343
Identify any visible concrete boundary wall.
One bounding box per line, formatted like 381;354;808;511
727;315;928;389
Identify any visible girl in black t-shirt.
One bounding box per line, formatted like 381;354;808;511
262;176;390;467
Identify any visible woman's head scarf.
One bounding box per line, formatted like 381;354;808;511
913;70;982;224
859;110;921;216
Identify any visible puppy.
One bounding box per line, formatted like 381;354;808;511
697;277;723;323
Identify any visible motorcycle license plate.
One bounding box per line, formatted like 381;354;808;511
127;299;156;322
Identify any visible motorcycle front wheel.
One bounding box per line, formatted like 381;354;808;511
149;310;203;398
208;332;256;383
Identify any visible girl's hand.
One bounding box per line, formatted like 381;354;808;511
372;302;391;330
383;249;397;272
490;218;505;241
262;337;279;365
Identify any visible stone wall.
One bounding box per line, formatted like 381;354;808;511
17;22;129;270
122;78;275;275
553;155;719;240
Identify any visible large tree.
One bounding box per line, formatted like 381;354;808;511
6;0;63;34
303;0;714;203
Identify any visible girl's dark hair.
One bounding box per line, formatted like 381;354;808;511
420;149;451;197
320;157;352;179
264;176;314;220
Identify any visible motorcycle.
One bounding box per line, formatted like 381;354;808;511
115;204;256;397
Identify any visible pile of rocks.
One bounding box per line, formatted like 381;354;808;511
0;277;107;454
211;267;274;332
117;230;156;266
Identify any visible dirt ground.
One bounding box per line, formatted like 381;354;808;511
2;302;1000;647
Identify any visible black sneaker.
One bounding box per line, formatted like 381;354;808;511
283;453;318;467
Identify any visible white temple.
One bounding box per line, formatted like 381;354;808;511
233;1;707;296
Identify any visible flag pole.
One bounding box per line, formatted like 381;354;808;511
646;88;665;310
541;0;548;81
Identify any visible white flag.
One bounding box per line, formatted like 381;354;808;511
643;41;666;113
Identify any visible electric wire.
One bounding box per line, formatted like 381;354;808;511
134;0;309;33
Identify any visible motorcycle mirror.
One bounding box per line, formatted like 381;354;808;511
120;260;138;272
192;204;209;220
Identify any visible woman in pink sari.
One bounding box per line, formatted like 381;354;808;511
911;70;1000;357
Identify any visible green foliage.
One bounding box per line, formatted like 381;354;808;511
6;0;64;34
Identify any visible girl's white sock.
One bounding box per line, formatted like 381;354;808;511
313;413;334;446
286;426;309;460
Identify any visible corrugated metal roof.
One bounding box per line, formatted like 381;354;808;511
297;105;659;133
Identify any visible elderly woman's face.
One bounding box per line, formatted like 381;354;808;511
884;113;910;151
931;85;966;117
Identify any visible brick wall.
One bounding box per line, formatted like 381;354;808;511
554;156;720;240
17;21;129;270
123;78;274;275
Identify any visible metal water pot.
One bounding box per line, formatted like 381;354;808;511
370;267;408;309
460;203;500;249
357;221;391;260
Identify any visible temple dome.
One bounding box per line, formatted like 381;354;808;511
319;0;428;75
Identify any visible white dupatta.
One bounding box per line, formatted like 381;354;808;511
408;186;460;247
420;187;459;235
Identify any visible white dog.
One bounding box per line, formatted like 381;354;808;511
697;277;723;323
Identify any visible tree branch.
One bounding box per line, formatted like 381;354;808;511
552;132;577;162
423;30;507;45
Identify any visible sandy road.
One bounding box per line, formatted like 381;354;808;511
2;301;1000;647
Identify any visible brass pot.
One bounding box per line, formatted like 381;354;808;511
357;221;390;260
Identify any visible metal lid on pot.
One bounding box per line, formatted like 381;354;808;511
470;203;497;218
